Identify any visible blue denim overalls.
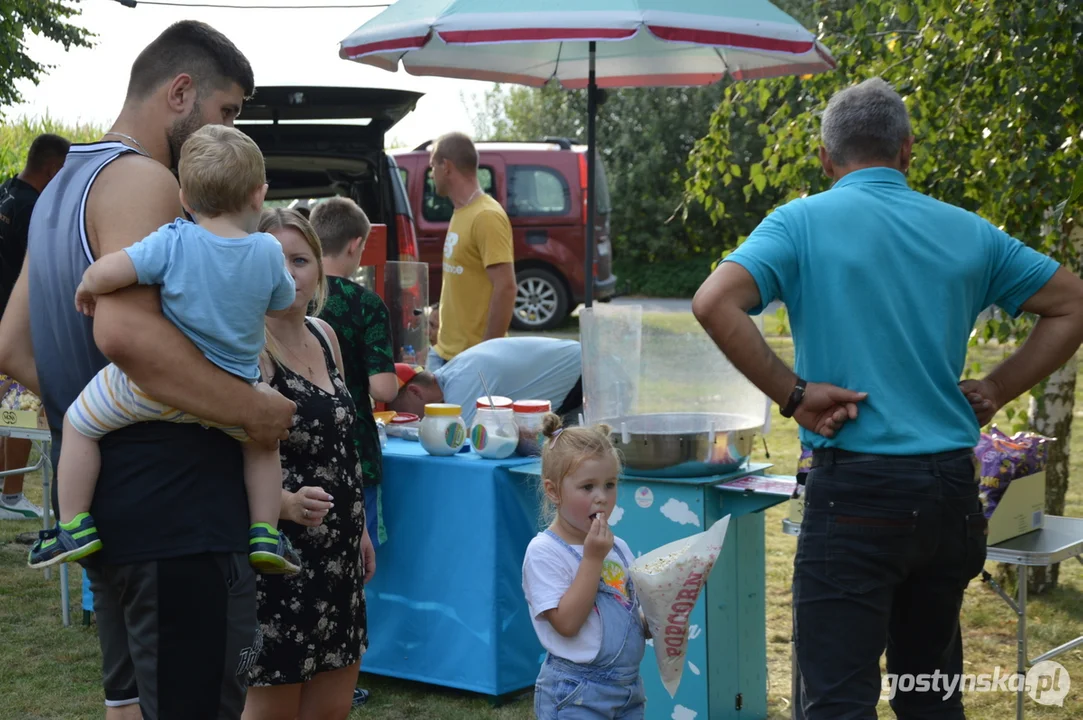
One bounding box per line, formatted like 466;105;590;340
534;530;647;719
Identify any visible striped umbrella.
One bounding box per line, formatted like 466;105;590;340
340;0;835;305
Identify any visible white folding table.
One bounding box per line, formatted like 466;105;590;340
0;423;69;626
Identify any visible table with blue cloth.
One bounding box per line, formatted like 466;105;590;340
81;438;548;696
362;438;546;697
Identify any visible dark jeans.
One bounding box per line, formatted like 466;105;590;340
792;449;988;720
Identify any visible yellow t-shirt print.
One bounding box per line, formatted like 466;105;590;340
433;194;513;360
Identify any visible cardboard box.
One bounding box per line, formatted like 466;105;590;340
0;408;48;431
986;470;1045;545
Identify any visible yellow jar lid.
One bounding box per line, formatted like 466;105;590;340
425;403;462;417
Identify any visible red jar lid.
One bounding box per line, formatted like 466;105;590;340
512;400;551;413
391;412;420;424
476;395;513;409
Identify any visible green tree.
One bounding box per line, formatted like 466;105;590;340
687;0;1082;592
467;82;787;296
0;0;94;113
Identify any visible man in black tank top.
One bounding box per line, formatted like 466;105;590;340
0;22;295;720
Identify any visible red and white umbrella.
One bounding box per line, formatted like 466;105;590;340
341;0;835;305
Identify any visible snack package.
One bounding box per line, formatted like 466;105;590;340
975;427;1052;519
630;515;730;697
0;380;42;412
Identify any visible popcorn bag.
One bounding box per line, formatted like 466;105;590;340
630;515;730;697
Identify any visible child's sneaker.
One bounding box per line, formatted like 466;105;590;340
249;523;301;575
27;512;102;568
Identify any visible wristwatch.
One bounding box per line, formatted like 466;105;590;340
780;378;807;418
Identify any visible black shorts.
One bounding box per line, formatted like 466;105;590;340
86;552;259;719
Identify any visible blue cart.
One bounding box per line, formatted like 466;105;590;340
512;461;793;720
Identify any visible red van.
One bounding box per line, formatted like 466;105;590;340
392;138;617;331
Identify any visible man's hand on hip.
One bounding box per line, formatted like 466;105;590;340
793;382;868;438
244;382;296;450
958;378;1001;427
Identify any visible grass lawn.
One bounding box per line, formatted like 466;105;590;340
1;312;1081;718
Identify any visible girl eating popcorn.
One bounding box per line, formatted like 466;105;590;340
522;414;648;719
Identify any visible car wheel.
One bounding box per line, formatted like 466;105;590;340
512;268;569;331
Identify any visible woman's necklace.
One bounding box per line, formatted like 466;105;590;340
103;132;150;157
280;337;317;379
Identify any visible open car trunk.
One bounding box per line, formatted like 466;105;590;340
237;85;422;240
237;86;427;363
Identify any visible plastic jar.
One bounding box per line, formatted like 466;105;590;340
471;407;519;459
513;400;552;456
419;403;466;456
476;395;513;411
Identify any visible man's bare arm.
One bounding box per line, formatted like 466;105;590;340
483;262;516;340
88;156;292;446
369;373;399;403
693;261;865;438
981;267;1083;405
0;262;39;395
692;262;796;405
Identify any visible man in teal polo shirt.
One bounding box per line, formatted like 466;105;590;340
693;78;1083;719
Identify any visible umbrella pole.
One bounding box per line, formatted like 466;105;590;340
584;41;597;309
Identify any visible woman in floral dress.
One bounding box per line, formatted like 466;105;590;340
243;209;375;720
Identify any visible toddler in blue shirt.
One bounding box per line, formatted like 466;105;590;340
30;125;300;574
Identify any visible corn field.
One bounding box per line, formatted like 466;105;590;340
0;115;103;178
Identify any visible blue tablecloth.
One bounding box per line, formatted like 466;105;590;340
79;438;548;696
362;438;545;696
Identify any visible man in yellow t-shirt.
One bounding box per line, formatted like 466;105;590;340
427;131;515;370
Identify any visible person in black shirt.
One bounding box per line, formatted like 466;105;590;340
0;132;68;521
0;133;69;316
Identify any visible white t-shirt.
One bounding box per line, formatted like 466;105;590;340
522;531;636;664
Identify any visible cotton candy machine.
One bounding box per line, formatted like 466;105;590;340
580;303;768;477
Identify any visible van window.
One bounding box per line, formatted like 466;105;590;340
507;166;570;217
423;166;494;222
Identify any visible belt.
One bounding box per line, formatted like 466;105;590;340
810;447;974;468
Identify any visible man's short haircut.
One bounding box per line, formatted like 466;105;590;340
126;20;255;101
25;133;70;172
390;372;436;410
432;132;479;175
821;77;912;167
179;125;265;218
309;197;372;256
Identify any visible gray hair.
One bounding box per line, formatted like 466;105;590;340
821;78;912;167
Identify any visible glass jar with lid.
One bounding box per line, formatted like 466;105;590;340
476;395;513;411
419;403;466;456
471;399;519;459
513;400;552;456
